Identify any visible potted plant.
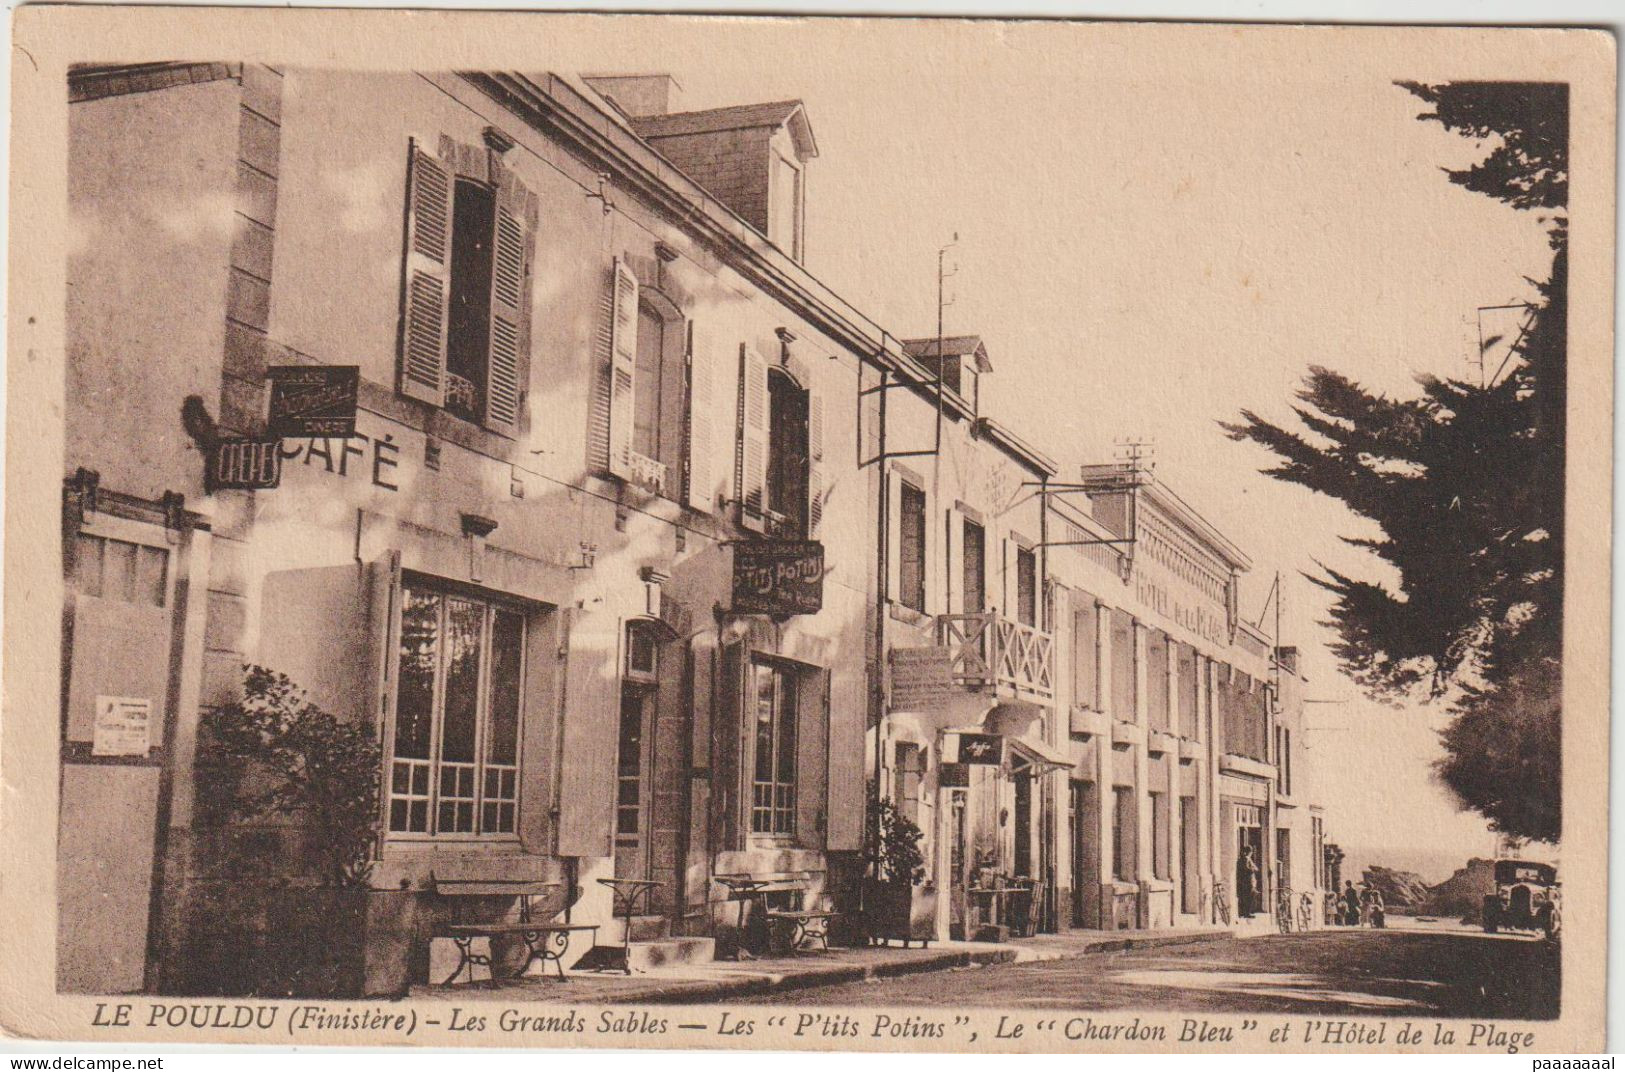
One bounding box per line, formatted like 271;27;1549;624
189;666;409;996
861;796;936;946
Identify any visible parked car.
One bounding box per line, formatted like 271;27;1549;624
1482;860;1559;939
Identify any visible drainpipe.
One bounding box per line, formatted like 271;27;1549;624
869;362;890;877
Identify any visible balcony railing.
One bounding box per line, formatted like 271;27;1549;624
626;450;669;497
936;611;1055;702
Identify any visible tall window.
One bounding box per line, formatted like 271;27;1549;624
751;662;799;836
616;687;649;838
72;534;168;606
617;621;659;839
962;518;986;613
632;303;666;462
1110;611;1136;722
1284;728;1292;796
766;370;810;536
445;178;496;423
1015;545;1037;627
1150;791;1170;880
899;481;926;612
399;141;529;436
1147;631;1171;732
1073;599;1099;710
894;741;924;825
389;583;523;837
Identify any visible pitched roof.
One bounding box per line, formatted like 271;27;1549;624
630;100;818;158
902;335;992;372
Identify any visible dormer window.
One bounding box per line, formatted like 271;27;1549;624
770;152;804;260
627;99;818;264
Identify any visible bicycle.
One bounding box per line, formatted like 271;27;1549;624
1274;886;1294;934
1212;881;1231;926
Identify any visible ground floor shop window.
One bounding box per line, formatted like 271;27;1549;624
389;583;523;837
751;661;798;836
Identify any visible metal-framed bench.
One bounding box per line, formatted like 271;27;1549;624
765;906;837;953
714;871;838;956
431;871;597;984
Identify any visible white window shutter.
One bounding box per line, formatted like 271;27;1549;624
483;199;526;436
400;139;452;406
736;345;769;531
607;258;639;480
685;320;715;513
806;388;825;537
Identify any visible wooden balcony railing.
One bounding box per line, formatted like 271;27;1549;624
936;611;1055;702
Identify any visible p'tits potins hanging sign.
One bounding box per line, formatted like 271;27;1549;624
730;539;824;616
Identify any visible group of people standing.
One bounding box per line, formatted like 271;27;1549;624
1334;879;1386;927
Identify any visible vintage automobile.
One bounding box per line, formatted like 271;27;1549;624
1482;860;1560;938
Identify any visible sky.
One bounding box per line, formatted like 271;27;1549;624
561;21;1559;881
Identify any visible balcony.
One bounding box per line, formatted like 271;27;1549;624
626;450;669;497
936;612;1054;704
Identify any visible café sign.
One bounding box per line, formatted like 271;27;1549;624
268;365;361;438
949;732;1003;766
730;539;824;616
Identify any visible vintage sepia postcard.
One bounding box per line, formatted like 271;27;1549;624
2;6;1615;1055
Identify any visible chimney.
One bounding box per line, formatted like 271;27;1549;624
582;73;682;117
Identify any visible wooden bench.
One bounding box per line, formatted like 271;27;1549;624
431;871;598;984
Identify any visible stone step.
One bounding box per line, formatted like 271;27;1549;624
627;936;716;972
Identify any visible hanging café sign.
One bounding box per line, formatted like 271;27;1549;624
203;366;362;491
730;539;825;617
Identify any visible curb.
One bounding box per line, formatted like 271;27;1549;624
626;947;1022;1004
623;932;1226;1004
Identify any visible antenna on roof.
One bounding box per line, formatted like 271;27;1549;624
1113;437;1155;478
932;232;960;457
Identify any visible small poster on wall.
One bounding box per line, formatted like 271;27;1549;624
91;695;152;757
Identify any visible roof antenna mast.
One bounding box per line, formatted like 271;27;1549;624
935;232;959;456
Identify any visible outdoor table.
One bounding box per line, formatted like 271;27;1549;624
595;877;662;975
714;874;775;959
968;886;1008;931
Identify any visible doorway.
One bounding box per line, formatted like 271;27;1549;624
1180;796;1200;914
613;684;654;881
948;789;968;939
1235;822;1264;917
1012;763;1033;877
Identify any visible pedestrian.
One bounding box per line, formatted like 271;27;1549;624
1359;884;1376;927
1370;888;1386;929
1340;880;1360;926
1238;846;1261;917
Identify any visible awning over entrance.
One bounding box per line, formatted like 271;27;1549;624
1006;734;1073;776
941;701;1070;776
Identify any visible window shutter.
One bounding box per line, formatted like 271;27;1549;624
482;186;529;437
795;667;831;850
606;258;640;479
714;638;748;852
399;139;452;406
736;345;769;530
683;321;716;513
558;608;622;857
806;388;825;537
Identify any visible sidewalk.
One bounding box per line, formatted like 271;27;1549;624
410;926;1229;1004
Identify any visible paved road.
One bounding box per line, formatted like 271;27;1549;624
739;923;1559;1019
